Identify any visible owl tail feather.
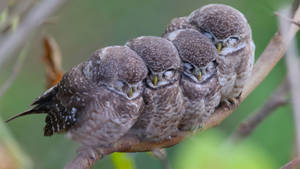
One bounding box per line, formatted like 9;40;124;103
5;108;43;123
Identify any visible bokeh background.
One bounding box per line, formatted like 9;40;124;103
0;0;296;168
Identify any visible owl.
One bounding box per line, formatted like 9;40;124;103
164;29;221;131
187;4;255;106
6;46;148;149
126;36;184;141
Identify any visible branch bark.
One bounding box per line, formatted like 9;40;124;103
230;78;289;142
280;157;300;169
0;0;68;68
279;7;300;156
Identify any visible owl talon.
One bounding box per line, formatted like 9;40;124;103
223;97;240;110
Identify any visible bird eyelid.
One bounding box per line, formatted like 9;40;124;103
163;69;176;79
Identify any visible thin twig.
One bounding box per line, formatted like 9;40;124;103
230;78;289;142
0;44;28;97
280;157;300;169
0;0;68;68
279;7;300;156
64;3;300;169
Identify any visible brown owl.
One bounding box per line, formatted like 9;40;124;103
6;46;148;150
126;36;184;141
164;29;221;131
187;4;255;106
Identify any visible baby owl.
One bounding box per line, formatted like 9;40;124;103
126;36;184;141
6;46;148;149
165;29;221;131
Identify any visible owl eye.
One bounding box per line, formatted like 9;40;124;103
114;80;125;90
163;69;175;79
227;37;239;45
184;62;194;72
203;32;213;40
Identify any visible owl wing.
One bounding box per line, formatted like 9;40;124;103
68;88;144;147
6;62;93;136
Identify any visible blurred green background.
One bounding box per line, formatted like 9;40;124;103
0;0;296;168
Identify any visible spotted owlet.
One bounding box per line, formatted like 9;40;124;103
126;36;184;141
6;46;148;149
187;4;255;105
165;29;221;131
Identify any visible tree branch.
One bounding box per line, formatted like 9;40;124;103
0;0;68;68
280;157;300;169
230;78;289;142
279;7;300;156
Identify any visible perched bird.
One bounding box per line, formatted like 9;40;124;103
126;36;184;141
187;4;255;106
164;29;220;131
6;46;148;149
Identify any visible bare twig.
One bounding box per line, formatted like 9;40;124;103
279;7;300;156
0;0;68;68
64;3;300;169
0;44;28;97
280;157;300;169
230;78;289;142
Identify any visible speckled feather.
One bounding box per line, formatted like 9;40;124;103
187;4;255;101
188;4;250;40
7;46;148;148
126;36;181;72
162;17;196;36
126;36;184;141
164;29;216;67
165;29;221;131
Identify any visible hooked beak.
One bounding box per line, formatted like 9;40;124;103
153;75;158;86
127;87;134;98
197;72;202;81
216;42;223;53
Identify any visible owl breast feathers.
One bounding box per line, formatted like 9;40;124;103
7;4;254;149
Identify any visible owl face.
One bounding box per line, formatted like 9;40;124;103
83;46;148;99
165;29;217;84
187;4;251;56
126;36;181;89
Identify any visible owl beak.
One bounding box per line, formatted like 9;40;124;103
197;72;202;81
216;42;223;53
127;87;134;98
153;75;158;86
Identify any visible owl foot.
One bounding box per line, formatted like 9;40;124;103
76;146;104;164
223;97;240;110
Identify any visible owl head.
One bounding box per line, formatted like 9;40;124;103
83;46;148;99
165;29;217;83
126;36;181;89
187;4;251;56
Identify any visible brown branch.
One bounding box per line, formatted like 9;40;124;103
279;7;300;156
280;157;300;169
64;3;300;169
0;0;69;68
230;78;289;142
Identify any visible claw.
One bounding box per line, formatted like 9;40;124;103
222;97;240;110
